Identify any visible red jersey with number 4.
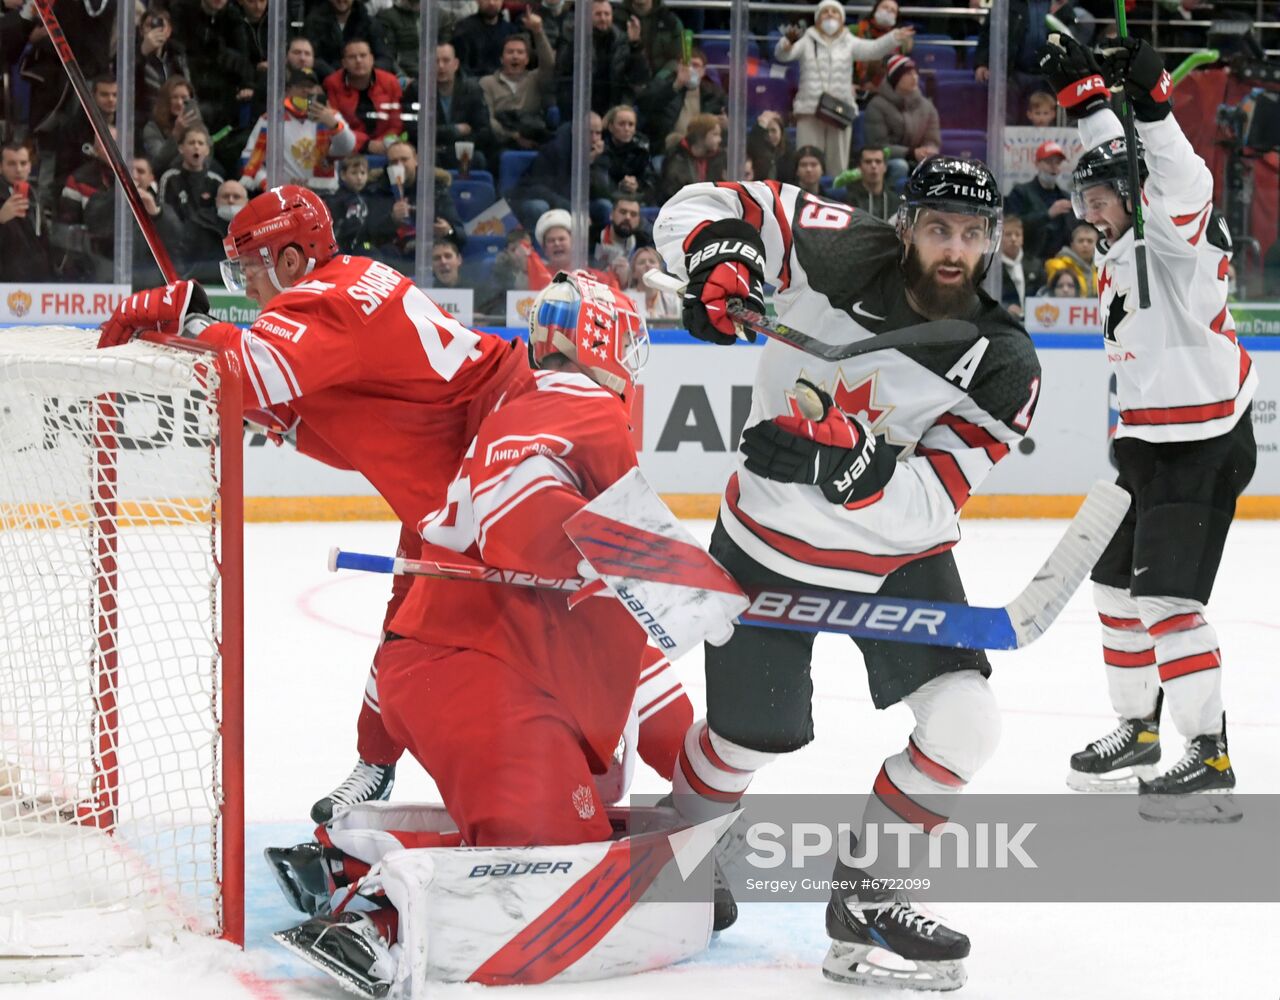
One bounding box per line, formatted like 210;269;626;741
195;254;526;526
390;367;647;769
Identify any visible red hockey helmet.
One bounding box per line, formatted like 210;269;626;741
528;271;649;399
220;184;338;292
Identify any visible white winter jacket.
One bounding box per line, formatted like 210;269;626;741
774;26;900;118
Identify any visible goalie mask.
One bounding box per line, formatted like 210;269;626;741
896;155;1003;280
528;271;649;401
221;184;338;293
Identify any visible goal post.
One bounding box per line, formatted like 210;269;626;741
0;327;243;973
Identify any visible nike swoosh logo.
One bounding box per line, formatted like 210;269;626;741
850;301;885;322
1133;566;1149;576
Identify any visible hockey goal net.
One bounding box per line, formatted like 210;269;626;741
0;327;243;976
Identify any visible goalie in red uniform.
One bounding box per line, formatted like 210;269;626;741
268;272;674;996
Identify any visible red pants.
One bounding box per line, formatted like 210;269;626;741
375;637;613;846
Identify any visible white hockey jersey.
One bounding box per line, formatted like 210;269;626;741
654;181;1041;592
1079;108;1256;443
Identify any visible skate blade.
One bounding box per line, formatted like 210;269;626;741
273;926;390;999
1138;790;1243;824
822;941;967;992
1065;764;1158;793
264;851;331;917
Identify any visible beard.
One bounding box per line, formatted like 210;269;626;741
903;246;980;318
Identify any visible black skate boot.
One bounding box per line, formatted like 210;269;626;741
658;793;739;932
274;911;396;999
823;870;969;991
265;842;342;915
1138;714;1241;823
310;759;396;824
1067;713;1161;792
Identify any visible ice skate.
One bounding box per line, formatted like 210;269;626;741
265;842;341;915
823;872;969;991
1138;716;1241;824
1066;716;1160;792
310;759;396;824
274;911;396;999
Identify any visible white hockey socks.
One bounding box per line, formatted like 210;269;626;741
672;720;777;824
1095;583;1160;720
1136;594;1224;738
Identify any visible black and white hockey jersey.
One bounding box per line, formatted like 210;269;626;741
654;181;1042;592
1079;108;1256;444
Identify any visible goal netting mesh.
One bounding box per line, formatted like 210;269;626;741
0;327;239;968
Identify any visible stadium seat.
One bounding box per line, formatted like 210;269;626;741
939;129;989;158
933;78;989;131
640;206;660;226
462;234;507;263
747;77;794;117
912;42;958;72
450;180;497;223
498;150;538;196
449;169;494;186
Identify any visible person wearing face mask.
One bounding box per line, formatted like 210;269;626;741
638;47;726;152
1004;139;1076;276
775;0;914;178
852;0;913;91
181;178;251;282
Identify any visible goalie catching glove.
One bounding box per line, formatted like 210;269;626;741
98;279;215;349
1095;36;1172;121
681;219;766;346
1037;33;1110;120
740;379;897;506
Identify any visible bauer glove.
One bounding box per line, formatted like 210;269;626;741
681;219;766;346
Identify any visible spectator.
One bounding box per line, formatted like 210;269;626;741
481;27;556;151
638;47;725;152
242;69;356;193
511;114;613;232
590;194;653;273
999;214;1028;319
0;141;53;282
628;244;679;321
369;141;467;264
169;0;255;128
439;1;480;43
791;144;825;196
614;0;683;74
1039;267;1083;298
452;0;519;79
1004;139;1074;272
598;104;656;205
863;54;939;189
535;207;619;288
287;36;333;82
479;228;535;314
56;75;118;182
129;154;186;285
58;129;120;280
324;39;404;155
841;146;902;220
327;154;394;254
136;9;190;122
975;0;1075;97
852;0;914;92
559;0;650;120
303;0;393;75
1044;220;1099;298
747;110;795;183
239;0;268;78
142;77;202;176
1026;89;1056;128
659;112;726;201
432;236;482;289
182;178;249;279
376;0;420;79
774;0;911;178
530;0;574;56
158;124;225;225
420;42;494;171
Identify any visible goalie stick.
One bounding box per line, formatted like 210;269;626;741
329;481;1129;651
642;270;978;362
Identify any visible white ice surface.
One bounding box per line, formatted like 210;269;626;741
17;518;1280;999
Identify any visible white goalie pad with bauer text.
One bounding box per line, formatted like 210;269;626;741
564;469;749;659
327;803;713;995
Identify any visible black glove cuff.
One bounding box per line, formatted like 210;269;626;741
820;438;898;506
685;218;767;279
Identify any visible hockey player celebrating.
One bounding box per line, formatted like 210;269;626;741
653;165;1041;989
1039;35;1256;819
271;272;681;995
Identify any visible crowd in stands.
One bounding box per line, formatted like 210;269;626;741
0;0;1232;319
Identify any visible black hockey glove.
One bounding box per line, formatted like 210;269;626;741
740;380;897;506
1095;37;1172;121
681;219;766;346
1037;33;1110;120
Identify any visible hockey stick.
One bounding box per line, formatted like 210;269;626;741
643;270;977;362
329;481;1129;650
1170;48;1218;87
1112;0;1151;309
32;0;178;282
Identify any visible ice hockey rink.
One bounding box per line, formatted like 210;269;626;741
20;515;1280;1000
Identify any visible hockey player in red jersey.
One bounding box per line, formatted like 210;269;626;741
1039;35;1255;820
268;272;673;995
654;160;1041;988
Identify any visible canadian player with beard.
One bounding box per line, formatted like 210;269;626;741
652;159;1041;989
